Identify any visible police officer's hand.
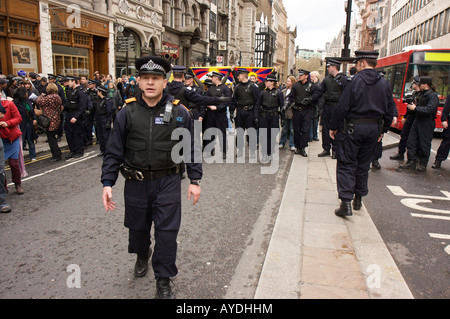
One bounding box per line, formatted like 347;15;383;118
188;184;201;206
329;130;337;140
70;117;77;124
442;121;448;129
208;105;217;111
102;186;116;212
391;117;398;127
198;116;203;121
407;103;416;111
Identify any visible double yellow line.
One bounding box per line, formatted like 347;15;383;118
5;150;71;171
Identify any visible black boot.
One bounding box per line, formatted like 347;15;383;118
335;201;352;217
353;195;362;211
417;163;427;171
134;248;152;277
295;148;307;157
431;160;441;169
390;152;404;160
371;160;381;169
156;278;175;299
399;160;416;170
317;150;330;157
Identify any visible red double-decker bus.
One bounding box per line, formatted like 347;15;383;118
376;47;450;132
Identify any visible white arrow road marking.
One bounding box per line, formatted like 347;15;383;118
387;185;450;201
400;198;450;215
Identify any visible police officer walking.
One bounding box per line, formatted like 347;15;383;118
329;51;396;217
230;68;260;158
94;86;113;157
101;56;202;299
399;76;439;171
432;96;450;169
203;71;232;159
83;80;97;147
65;76;88;158
317;59;348;158
287;69;321;157
254;73;284;162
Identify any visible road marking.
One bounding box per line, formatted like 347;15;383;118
429;233;450;240
410;213;450;221
7;151;99;187
400;199;450;215
387;185;450;201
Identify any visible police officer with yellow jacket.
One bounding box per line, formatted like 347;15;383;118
101;56;202;299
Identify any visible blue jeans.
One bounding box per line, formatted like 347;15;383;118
0;139;8;209
22;122;36;159
279;119;294;148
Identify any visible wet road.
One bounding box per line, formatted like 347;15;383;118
0;143;293;299
364;134;450;299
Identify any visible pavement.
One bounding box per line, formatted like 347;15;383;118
22;130;415;299
255;131;415;299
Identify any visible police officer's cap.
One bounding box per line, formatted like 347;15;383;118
65;76;80;81
135;56;171;76
204;78;213;86
172;65;187;74
419;76;433;86
298;69;310;76
47;74;57;80
185;68;195;79
326;59;341;67
353;51;379;61
265;74;277;82
88;79;97;85
97;86;108;94
237;68;250;75
412;76;420;85
211;71;224;79
0;78;8;85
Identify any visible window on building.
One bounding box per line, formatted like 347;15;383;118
181;1;186;27
170;0;175;28
210;11;217;34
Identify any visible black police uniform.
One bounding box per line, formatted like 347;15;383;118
402;77;439;170
94;87;113;155
230;70;260;153
101;57;202;299
65;80;88;157
329;51;396;216
83;84;96;146
287;70;321;156
433;97;450;168
318;60;348;157
203;73;231;157
254;83;284;158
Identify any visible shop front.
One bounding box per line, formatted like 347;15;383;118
0;0;41;75
49;4;110;77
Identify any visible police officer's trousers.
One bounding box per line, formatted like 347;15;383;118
293;107;313;149
321;103;337;153
335;124;379;201
258;113;279;156
124;173;181;279
435;127;450;162
398;117;414;154
95;115;111;154
65;113;85;155
203;110;228;153
235;108;256;151
406;117;435;165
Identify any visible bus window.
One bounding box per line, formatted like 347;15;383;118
392;63;406;99
417;64;449;103
403;64;418;95
384;65;394;86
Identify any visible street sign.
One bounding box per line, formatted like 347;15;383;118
216;56;223;63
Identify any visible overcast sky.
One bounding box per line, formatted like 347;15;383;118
284;0;350;51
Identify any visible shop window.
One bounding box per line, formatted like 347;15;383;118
53;53;88;76
73;32;90;47
52;31;70;44
9;21;36;37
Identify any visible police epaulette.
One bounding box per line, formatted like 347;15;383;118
125;97;137;104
